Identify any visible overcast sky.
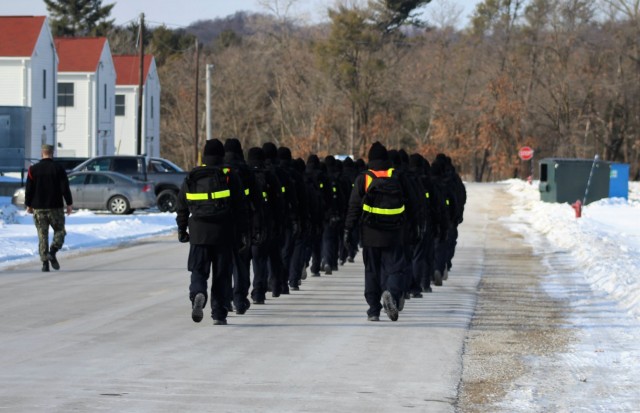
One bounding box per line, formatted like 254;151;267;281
0;0;481;28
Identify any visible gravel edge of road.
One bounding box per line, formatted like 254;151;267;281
454;186;576;413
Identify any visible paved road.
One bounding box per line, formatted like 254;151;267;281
0;183;498;413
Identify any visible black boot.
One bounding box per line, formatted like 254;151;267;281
47;247;60;270
41;261;50;272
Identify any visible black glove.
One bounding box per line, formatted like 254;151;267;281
292;219;302;238
178;229;190;243
343;228;353;250
238;232;250;254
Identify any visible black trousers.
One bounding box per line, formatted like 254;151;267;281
251;243;270;301
188;243;232;321
289;235;306;287
279;227;294;293
446;225;459;270
231;246;252;310
322;222;340;269
362;244;405;317
308;231;323;274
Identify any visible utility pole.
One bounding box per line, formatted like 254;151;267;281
136;13;145;156
205;64;214;141
194;39;200;167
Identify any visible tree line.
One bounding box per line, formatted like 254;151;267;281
45;0;640;180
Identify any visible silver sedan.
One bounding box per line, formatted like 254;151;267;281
12;171;156;215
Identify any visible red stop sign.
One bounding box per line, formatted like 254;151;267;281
518;146;534;161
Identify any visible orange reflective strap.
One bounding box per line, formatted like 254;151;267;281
364;168;394;192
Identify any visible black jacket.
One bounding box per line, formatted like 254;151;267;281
344;159;417;248
25;158;73;209
247;158;284;242
175;155;248;246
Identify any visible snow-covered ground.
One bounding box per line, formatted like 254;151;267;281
0;174;176;269
2;175;640;411
500;179;640;412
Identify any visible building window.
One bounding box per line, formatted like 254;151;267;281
115;95;125;116
43;70;47;99
104;84;107;109
151;96;154;119
58;83;74;107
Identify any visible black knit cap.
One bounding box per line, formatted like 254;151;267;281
367;141;388;161
307;154;320;167
224;138;243;154
247;147;265;162
204;139;224;157
324;155;336;169
409;153;424;169
343;157;354;167
262;142;278;160
292;158;305;173
277;146;292;161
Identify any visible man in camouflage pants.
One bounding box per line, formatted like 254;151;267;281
25;144;73;272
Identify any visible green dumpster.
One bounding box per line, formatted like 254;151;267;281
538;158;610;204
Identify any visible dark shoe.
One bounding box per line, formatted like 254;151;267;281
382;291;398;321
411;292;423;298
367;315;380;321
311;272;320;277
213;319;227;325
41;261;50;272
281;287;290;295
324;264;332;275
272;291;281;298
339;259;346;266
301;266;308;280
235;301;250;315
290;285;300;291
347;257;354;263
252;298;265;305
331;265;338;271
398;293;406;312
424;286;433;293
443;267;449;280
433;270;443;286
47;247;60;270
192;293;205;323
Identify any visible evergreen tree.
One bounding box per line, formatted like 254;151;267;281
44;0;115;37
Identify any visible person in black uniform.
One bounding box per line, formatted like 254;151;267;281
322;155;347;274
262;142;301;296
277;147;309;291
223;138;254;314
340;157;359;263
303;154;330;277
246;147;284;304
175;139;249;325
25;144;73;272
431;155;458;286
343;142;418;322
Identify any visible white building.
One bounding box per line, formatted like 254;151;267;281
0;16;58;167
113;55;160;157
55;37;116;157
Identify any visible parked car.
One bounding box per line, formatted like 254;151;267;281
71;155;187;212
54;157;89;172
12;171;156;215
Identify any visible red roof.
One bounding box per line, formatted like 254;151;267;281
0;16;46;57
113;55;153;85
55;37;106;72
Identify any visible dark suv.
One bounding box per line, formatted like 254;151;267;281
72;155;187;212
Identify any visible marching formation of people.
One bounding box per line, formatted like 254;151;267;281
175;139;466;325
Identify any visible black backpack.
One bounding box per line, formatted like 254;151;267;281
361;169;406;231
184;166;232;222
